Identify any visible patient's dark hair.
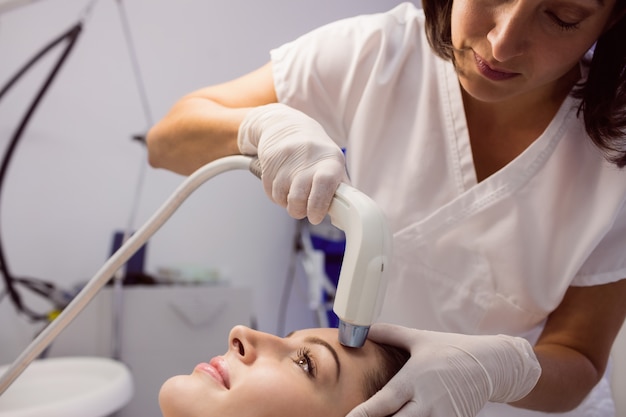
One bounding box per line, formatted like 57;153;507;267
362;342;410;401
422;0;626;168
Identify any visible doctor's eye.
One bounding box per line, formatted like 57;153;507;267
546;11;580;31
293;347;317;378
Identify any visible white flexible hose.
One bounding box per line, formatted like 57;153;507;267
0;155;255;395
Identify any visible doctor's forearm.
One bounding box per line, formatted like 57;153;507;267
510;343;603;412
146;62;278;175
146;98;248;175
510;279;626;412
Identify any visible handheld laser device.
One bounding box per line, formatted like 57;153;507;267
327;183;392;347
249;159;392;348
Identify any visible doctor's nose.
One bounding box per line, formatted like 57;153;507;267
228;325;285;365
487;7;528;62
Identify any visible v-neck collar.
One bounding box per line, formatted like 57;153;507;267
401;59;578;242
440;59;577;195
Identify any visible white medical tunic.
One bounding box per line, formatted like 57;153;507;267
270;3;626;416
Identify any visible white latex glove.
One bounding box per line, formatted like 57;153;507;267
347;323;541;417
238;103;349;225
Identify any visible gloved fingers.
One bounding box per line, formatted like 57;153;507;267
366;322;419;350
391;400;430;417
264;167;339;224
345;382;415;417
261;175;286;209
257;154;283;208
306;171;344;225
261;162;296;211
286;175;313;220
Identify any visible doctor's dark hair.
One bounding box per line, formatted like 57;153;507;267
422;0;626;168
362;342;410;404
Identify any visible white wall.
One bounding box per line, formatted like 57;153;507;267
0;0;406;366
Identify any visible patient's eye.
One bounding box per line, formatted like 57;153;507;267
294;347;317;378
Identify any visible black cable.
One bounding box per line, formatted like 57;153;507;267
0;22;83;321
0;24;81;100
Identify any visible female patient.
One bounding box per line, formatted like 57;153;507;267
159;325;409;417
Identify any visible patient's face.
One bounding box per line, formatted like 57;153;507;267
159;326;382;417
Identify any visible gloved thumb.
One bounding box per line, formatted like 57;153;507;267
345;377;417;417
366;323;417;350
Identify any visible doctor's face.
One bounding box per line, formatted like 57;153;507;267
159;326;386;417
450;0;616;103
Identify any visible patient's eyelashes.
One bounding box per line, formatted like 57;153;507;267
294;347;317;378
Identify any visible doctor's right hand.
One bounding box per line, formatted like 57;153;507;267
346;323;541;417
237;103;349;225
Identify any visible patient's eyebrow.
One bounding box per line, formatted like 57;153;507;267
305;336;341;382
285;331;341;382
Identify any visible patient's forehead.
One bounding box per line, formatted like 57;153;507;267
287;328;379;359
287;327;343;342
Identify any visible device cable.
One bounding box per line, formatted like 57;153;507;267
0;155;257;395
0;21;83;321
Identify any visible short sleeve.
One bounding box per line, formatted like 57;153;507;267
270;2;424;148
573;198;626;286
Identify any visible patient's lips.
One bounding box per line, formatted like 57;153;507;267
196;356;230;389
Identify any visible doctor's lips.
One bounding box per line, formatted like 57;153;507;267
196;356;231;389
473;52;519;81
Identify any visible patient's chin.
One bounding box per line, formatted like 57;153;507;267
159;375;191;417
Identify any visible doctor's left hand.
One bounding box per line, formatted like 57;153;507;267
346;323;541;417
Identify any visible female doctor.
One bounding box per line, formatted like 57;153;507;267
146;0;626;416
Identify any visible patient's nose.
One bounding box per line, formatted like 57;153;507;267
228;325;286;364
